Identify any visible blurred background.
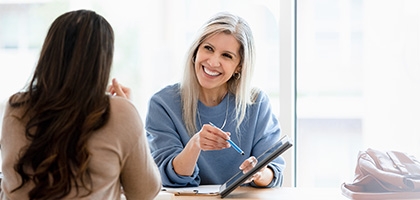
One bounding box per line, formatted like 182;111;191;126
1;0;419;189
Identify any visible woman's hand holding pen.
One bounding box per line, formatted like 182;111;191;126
107;78;131;100
194;124;231;151
173;124;231;176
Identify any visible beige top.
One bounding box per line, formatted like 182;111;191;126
0;96;161;200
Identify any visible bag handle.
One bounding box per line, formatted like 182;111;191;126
387;151;409;175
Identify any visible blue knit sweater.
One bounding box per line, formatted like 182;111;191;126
145;83;285;187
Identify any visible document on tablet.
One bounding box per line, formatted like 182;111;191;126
161;135;293;198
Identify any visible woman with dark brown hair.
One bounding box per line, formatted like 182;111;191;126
0;9;161;200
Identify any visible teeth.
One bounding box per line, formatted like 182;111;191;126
204;67;220;76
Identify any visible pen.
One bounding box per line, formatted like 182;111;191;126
209;122;245;155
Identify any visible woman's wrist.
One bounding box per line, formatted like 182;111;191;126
253;167;274;187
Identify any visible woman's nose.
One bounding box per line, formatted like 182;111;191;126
207;55;221;67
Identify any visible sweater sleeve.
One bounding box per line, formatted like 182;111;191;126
116;99;162;199
249;91;286;188
145;88;201;187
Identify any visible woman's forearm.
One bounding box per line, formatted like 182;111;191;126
172;135;201;176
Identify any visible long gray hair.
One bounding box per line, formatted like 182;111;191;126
180;12;258;136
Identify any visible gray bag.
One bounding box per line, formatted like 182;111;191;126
342;148;420;199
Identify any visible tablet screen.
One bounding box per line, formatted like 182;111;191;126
219;135;293;198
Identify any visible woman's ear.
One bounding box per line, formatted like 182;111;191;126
235;65;242;74
233;66;242;80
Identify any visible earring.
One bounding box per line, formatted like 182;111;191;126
233;72;241;80
192;56;196;64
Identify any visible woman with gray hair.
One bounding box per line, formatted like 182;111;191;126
113;12;286;188
145;12;285;188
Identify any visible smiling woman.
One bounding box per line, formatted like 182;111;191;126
194;32;241;106
142;12;285;188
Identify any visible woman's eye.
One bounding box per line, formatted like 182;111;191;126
223;53;233;59
204;45;213;51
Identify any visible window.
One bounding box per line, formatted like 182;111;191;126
297;0;420;187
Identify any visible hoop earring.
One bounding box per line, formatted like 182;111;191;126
233;72;241;80
192;56;196;64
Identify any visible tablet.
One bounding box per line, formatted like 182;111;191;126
160;135;293;198
219;134;293;198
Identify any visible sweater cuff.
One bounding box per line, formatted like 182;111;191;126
165;158;200;187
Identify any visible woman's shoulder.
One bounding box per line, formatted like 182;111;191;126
250;87;270;103
3;93;28;118
109;95;137;112
151;83;181;101
154;83;180;95
106;96;144;138
108;96;142;125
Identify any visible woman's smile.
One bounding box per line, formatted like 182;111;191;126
203;66;221;77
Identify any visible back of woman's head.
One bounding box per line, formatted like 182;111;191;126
10;9;114;199
35;9;114;102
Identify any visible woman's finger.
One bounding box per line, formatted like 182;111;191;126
198;125;230;150
109;78;131;100
239;156;258;173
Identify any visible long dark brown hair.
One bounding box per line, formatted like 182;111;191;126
8;9;114;199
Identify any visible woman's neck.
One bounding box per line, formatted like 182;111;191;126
199;89;228;107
